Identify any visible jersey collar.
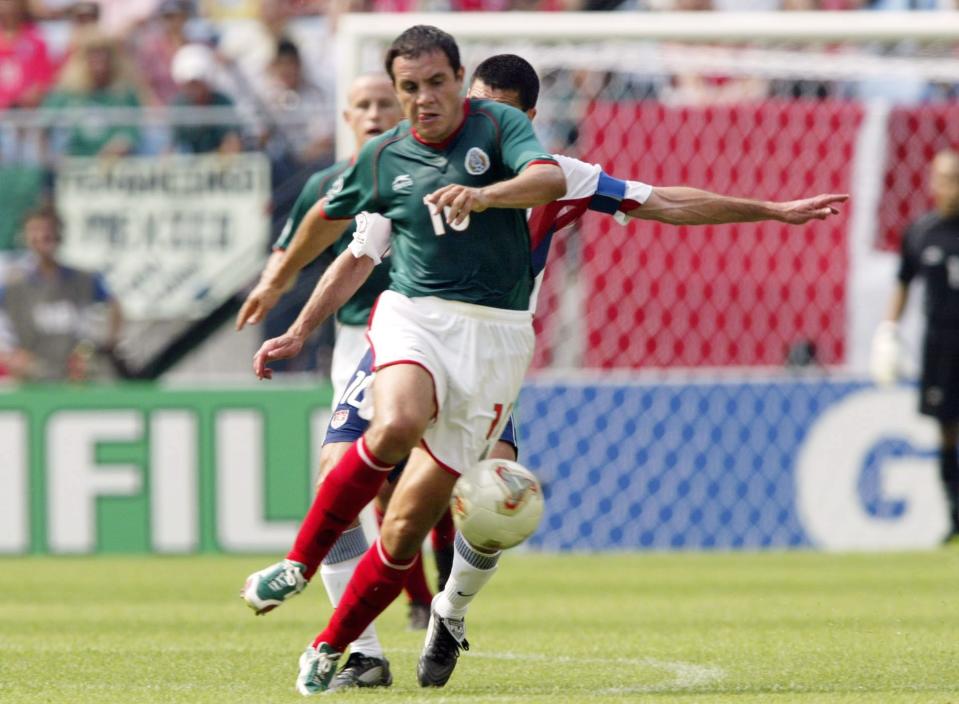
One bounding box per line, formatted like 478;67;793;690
410;99;470;151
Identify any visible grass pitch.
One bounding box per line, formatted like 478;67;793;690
0;551;957;703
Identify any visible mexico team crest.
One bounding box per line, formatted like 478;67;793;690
465;147;490;175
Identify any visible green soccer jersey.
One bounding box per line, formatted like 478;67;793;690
322;99;557;311
275;159;391;326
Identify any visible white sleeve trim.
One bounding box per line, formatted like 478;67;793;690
613;182;654;225
552;154;602;200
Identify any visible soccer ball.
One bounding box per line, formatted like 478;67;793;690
450;459;545;551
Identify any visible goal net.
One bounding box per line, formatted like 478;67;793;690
338;12;959;550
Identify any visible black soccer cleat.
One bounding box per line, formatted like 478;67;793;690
327;652;392;691
417;602;469;687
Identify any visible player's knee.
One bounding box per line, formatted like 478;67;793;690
368;412;426;457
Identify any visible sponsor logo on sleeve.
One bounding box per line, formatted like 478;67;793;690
326;176;345;196
465;147;490;176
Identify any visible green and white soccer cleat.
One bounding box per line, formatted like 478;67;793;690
296;642;342;696
241;559;308;615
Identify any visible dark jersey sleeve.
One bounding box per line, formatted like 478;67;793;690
495;103;557;175
273;171;325;250
322;138;383;220
897;220;922;285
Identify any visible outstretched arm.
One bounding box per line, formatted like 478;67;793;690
625;187;848;226
236;201;351;330
253;250;375;380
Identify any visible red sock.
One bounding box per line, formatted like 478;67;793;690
313;540;412;652
431;508;455;552
286;437;393;579
403;552;433;605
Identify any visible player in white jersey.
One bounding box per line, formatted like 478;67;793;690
243;51;847;693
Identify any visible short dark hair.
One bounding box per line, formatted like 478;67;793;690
384;25;461;82
275;38;301;63
471;54;540;112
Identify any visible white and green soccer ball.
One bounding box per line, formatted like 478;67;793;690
451;459;545;551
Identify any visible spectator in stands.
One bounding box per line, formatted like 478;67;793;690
133;0;192;105
57;2;101;62
217;0;296;101
0;206;123;382
42;30;142;156
260;38;332;168
170;42;242;153
0;0;55;109
217;0;333;109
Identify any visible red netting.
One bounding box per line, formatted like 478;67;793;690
878;104;959;252
532;99;861;369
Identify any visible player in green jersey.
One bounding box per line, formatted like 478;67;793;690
249;25;566;695
239;73;443;687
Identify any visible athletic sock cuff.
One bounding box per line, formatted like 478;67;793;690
455;531;500;570
323;526;369;565
376;539;416;570
358;436;395;471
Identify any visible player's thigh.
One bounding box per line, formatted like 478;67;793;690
367;363;436;448
329;323;368;407
379;447;458;560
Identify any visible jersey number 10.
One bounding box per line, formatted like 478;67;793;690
424;197;470;236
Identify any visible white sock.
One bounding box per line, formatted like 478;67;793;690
434;531;501;620
320;527;384;658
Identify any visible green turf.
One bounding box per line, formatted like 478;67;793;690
1;551;957;703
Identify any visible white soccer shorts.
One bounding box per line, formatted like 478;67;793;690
330;322;369;409
366;290;534;475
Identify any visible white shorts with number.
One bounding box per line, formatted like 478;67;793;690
330;323;369;410
367;290;534;476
